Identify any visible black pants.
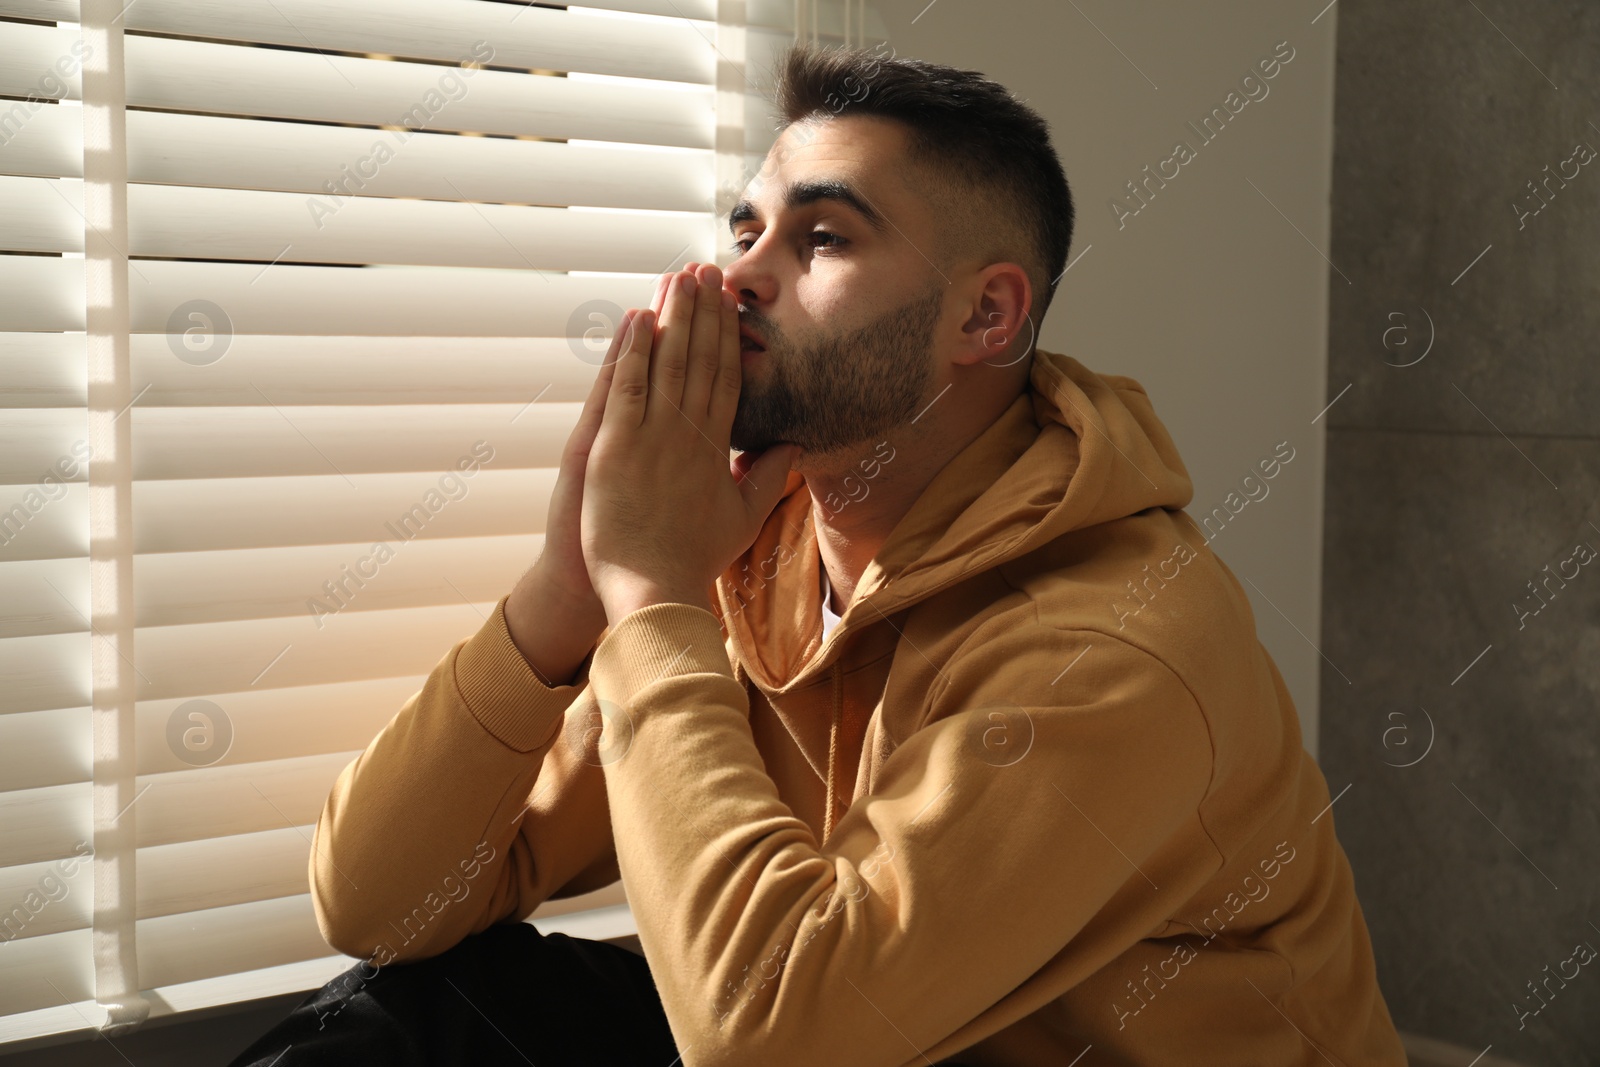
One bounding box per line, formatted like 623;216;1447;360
227;922;678;1066
228;920;981;1066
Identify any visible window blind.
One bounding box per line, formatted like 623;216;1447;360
0;0;884;1048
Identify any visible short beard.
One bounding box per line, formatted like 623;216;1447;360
730;281;943;457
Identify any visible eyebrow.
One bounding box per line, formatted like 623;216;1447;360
727;177;890;237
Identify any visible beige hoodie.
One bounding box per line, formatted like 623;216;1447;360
309;348;1407;1066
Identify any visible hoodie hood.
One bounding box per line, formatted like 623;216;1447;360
713;347;1194;693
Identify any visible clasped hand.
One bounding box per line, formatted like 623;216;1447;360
579;263;800;627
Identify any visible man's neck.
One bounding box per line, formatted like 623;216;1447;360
802;401;1001;615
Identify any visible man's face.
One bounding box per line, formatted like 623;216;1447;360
722;115;948;458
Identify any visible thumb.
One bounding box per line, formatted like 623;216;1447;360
736;443;800;518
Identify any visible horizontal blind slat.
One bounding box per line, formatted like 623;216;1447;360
0;0;735;24
0;408;89;483
0;174;78;251
132;675;431;775
130;403;566;480
3;99;714;211
0;98;79;178
0;1;75;19
133;335;601;407
136;894;333;991
0;481;84;563
0;753;345;859
0;332;82;408
0;707;85;791
138;827;311;922
0;254;80;331
0;674;433;790
0;601;517;713
0;555;86;639
132;752;355;850
119;110;712;210
2;175;707;271
0;781;85;868
123;35;714;146
4;0;716;84
131;602;497;703
0;21;82;99
0;255;697;334
136;468;560;555
0;928;90;1021
572;0;717;20
0;847;92;942
3;334;616;410
133;534;542;629
0;631;83;717
0;0;722;22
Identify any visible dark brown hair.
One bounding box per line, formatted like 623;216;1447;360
768;42;1075;327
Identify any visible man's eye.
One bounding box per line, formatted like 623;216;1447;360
727;232;847;257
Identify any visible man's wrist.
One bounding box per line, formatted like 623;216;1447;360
606;584;713;626
505;568;608;687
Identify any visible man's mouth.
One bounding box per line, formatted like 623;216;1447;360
739;325;766;354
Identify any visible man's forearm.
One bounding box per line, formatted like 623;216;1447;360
504;563;608;687
311;589;613;962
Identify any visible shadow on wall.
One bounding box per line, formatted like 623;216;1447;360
1402;1032;1537;1067
1317;0;1599;1062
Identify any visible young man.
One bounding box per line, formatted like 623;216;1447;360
233;43;1406;1067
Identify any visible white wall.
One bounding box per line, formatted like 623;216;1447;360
862;0;1339;756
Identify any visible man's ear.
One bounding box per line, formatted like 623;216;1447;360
953;262;1033;371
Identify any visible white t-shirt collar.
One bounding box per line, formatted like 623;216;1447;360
819;557;843;640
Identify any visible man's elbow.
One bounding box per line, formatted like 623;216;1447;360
309;865;385;962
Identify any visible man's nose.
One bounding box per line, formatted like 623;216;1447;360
722;257;770;311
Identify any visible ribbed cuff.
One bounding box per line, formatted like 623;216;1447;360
453;594;592;752
588;602;738;714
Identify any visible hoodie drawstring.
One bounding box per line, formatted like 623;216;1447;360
822;660;843;843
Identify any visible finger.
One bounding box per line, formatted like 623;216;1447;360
650;269;696;412
708;285;742;435
649;270;672;318
603;308;653;432
600;307;635;372
681;262;725;420
737;443;800;517
566;308;634;461
572;308;627;438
